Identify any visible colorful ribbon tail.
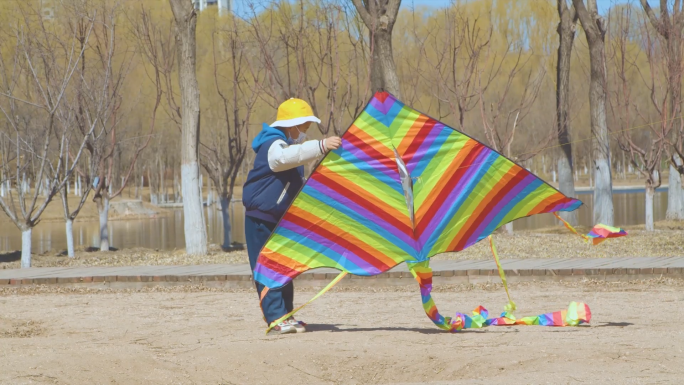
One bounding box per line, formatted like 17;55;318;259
408;241;591;331
488;301;592;326
263;271;348;334
408;261;464;332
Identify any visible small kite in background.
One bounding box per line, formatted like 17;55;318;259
554;213;628;245
255;92;627;333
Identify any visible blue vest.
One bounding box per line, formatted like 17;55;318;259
242;125;304;224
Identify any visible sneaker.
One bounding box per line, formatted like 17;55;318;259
268;321;297;335
287;317;307;333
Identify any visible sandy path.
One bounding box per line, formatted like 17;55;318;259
1;281;683;384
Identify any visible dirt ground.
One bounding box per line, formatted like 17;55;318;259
1;279;683;384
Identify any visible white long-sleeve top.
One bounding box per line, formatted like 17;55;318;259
267;139;327;172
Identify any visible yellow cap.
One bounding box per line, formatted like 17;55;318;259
271;98;321;128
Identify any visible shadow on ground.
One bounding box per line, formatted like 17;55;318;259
304;322;613;334
596;322;634;328
0;251;20;263
304;324;523;334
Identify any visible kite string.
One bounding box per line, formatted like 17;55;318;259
552;212;590;243
263;271;348;334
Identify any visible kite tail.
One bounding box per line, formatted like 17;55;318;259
407;238;592;331
408;261;466;332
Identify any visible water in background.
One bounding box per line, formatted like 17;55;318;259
0;191;667;253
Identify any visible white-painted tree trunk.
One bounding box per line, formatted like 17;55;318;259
182;164;207;255
666;165;684;220
21;228;32;268
99;197;110;251
171;0;207;255
593;158;614;226
505;222;513;234
645;185;655;231
558;157;578;226
66;219;75;258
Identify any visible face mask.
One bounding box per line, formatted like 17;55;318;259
289;126;307;145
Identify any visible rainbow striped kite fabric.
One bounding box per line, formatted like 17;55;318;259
254;91;582;290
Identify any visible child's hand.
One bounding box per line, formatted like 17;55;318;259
324;136;342;151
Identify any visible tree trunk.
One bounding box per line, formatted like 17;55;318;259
220;195;232;249
504;222;513;234
66;219;75;258
557;157;578;222
170;0;208;255
589;38;614;226
556;4;578;225
667;164;684;219
98;197;110;251
645;184;655;231
371;29;401;98
574;0;614;226
21;228;32;268
160;162;165;203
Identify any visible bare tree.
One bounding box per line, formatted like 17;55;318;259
415;12;496;131
169;0;207;255
0;8;95;267
129;5;179;207
573;0;614;226
609;7;669;231
304;3;365;136
556;0;579;226
477;50;553;232
478;48;552;160
203;15;262;250
350;0;402;97
640;0;684;220
68;2;153;252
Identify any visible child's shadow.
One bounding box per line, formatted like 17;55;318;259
305;324;515;335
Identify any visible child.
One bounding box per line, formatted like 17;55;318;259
243;98;341;334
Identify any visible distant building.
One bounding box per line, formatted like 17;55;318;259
195;0;231;15
41;0;54;20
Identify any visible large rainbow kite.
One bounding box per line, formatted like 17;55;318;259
255;92;624;332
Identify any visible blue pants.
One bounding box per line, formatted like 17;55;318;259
245;215;294;324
